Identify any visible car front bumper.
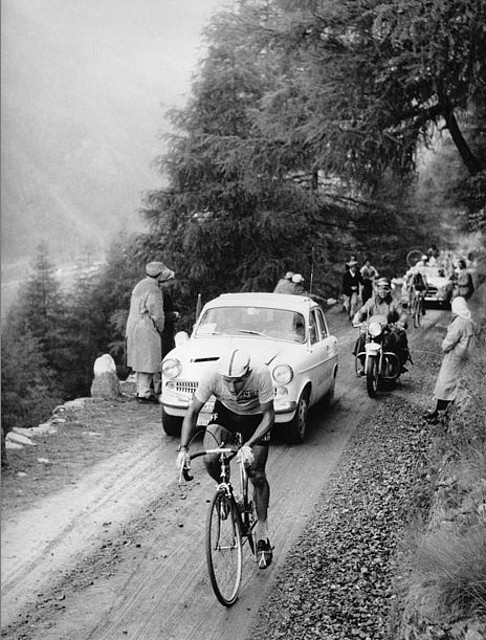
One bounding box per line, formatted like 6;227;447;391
161;393;297;423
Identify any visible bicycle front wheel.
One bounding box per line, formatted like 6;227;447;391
206;491;243;607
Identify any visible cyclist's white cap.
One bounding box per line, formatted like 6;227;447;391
217;349;251;378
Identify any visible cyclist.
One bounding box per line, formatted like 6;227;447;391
409;269;427;317
176;348;275;569
404;256;428;314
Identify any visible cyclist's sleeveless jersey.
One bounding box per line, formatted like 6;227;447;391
195;363;274;415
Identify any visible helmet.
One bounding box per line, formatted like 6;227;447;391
292;273;304;284
217;349;251;378
376;277;391;290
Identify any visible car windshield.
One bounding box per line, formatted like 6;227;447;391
423;267;446;279
194;306;306;343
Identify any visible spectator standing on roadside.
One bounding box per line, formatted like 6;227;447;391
126;261;173;404
289;274;326;304
345;255;357;272
423;297;475;424
427;244;439;266
360;258;379;303
342;260;363;319
159;271;180;358
273;271;295;294
454;259;475;300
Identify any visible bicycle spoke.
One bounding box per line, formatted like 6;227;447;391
206;492;243;606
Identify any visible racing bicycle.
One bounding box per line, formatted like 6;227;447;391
179;433;258;607
409;288;425;328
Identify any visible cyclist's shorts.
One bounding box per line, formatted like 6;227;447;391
207;400;271;445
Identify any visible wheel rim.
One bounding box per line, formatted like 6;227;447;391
206;493;242;606
296;395;308;440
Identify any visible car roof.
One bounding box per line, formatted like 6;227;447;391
203;292;317;312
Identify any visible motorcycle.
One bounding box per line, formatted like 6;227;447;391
353;314;402;398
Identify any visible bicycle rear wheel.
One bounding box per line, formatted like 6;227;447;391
206;490;243;607
406;248;423;267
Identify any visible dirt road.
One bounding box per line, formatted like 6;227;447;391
1;312;442;640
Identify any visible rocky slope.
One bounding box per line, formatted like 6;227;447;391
247;294;486;640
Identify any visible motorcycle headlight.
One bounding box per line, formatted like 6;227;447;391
369;322;382;338
272;364;293;385
162;358;182;379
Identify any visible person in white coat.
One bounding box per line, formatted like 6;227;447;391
423;296;475;424
126;261;174;403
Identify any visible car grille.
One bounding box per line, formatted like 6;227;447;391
174;381;198;393
426;286;438;295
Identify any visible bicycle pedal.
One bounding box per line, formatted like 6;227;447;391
256;540;274;570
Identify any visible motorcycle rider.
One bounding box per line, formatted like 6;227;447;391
352;277;410;376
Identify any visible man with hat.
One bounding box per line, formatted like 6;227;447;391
273;271;295;293
352;277;410;376
126;261;174;403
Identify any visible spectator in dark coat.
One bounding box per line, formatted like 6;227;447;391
454;259;474;300
342;261;363;318
160;279;180;358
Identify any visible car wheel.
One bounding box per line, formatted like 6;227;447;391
162;408;183;437
284;390;309;445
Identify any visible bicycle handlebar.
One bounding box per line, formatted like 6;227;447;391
179;446;240;483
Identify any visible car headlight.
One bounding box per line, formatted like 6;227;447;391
162;358;182;379
272;364;293;385
369;322;382;338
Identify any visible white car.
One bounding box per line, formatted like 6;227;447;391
421;266;453;308
160;292;339;444
401;266;453;309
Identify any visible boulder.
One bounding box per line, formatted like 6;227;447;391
90;354;120;399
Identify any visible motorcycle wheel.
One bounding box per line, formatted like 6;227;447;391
366;357;379;398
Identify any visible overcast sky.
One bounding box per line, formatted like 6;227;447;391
1;0;230;266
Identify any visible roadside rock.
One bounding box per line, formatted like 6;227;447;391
90;354;120;399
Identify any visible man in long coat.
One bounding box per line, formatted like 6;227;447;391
126;261;174;403
424;296;475;424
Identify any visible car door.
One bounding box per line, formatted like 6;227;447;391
316;307;338;392
307;307;331;402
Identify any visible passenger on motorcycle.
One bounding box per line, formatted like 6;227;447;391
352;277;411;376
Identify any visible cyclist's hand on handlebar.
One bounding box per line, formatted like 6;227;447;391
237;445;254;467
176;449;190;472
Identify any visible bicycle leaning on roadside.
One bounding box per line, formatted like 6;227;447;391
178;432;259;607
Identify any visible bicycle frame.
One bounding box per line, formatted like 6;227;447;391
183;441;256;542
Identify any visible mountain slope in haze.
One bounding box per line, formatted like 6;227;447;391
1;0;220;266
